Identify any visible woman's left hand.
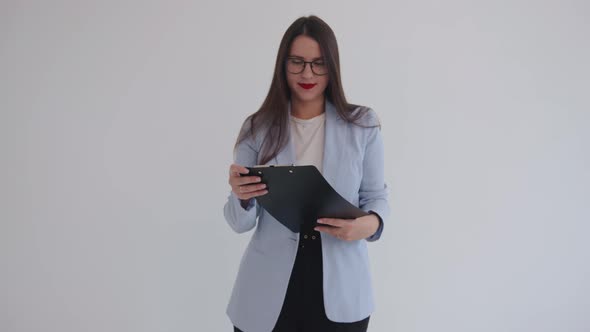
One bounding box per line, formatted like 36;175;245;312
314;214;380;241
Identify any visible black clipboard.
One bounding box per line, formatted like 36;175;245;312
242;165;369;233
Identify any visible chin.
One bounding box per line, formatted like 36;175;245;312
294;91;324;102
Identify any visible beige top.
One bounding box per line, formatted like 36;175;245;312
289;111;326;174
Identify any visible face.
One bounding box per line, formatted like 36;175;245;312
285;35;329;103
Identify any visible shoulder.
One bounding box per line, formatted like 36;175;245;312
346;106;384;151
237;113;269;150
348;105;382;129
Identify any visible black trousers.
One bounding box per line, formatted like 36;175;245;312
234;222;370;332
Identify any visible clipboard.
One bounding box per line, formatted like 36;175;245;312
242;165;369;233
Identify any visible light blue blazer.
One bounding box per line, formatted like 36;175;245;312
223;100;390;332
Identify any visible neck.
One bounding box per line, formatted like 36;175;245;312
290;96;325;120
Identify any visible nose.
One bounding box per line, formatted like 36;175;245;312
301;62;314;78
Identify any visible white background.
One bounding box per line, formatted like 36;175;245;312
1;1;589;331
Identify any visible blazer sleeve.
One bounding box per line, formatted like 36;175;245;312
223;117;261;234
358;110;390;242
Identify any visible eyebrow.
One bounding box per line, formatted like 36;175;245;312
288;55;324;60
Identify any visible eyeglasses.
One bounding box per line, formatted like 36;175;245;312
285;57;328;76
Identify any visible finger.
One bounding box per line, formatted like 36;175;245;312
314;226;345;239
239;189;268;200
315;226;350;241
316;218;348;228
233;175;262;186
230;164;250;177
236;183;267;195
231;163;249;174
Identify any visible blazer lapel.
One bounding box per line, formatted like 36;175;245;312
321;100;341;188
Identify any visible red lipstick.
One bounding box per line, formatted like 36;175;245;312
298;83;317;90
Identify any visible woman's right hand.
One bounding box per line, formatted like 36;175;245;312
228;163;268;201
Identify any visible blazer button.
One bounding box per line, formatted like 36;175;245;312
304;234;308;239
312;235;316;240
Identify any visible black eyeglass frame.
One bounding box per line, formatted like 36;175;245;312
285;56;329;76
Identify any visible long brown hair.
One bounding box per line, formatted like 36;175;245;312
236;15;378;165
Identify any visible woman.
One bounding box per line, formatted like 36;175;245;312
224;15;389;332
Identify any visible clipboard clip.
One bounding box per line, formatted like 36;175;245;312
248;164;296;175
